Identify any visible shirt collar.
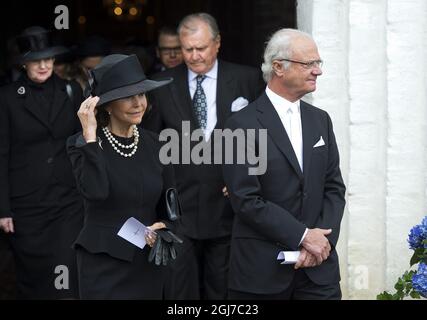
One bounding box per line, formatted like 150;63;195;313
188;59;218;82
265;86;300;114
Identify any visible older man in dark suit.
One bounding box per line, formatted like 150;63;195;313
222;28;346;300
143;13;264;299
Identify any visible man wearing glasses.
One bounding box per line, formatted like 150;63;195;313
222;28;346;299
144;13;264;299
155;26;184;72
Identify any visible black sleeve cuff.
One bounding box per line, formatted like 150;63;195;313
75;134;101;148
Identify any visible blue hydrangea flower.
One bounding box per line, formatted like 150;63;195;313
408;219;427;250
412;262;427;298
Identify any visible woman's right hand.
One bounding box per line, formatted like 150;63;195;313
145;222;167;247
77;96;100;142
0;217;14;233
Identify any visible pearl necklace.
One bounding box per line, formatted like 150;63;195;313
102;125;140;158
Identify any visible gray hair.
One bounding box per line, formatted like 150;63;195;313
178;13;220;40
261;28;313;82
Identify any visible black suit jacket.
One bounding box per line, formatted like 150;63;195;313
142;60;265;239
0;74;83;218
222;92;346;294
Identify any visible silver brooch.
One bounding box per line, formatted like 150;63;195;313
17;86;25;95
98;137;103;150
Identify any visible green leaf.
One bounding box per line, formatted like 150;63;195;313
402;271;411;281
393;292;403;300
410;291;421;299
377;292;394;300
410;250;422;266
422;248;427;263
404;284;411;295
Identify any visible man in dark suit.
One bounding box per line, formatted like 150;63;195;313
222;28;346;300
143;13;264;299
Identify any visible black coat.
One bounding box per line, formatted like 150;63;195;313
0;73;84;299
0;74;82;218
222;93;346;294
142;60;265;239
67;129;176;299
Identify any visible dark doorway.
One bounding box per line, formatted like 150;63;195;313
151;0;297;66
0;0;296;72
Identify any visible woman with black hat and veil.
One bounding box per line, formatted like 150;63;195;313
0;26;84;299
66;54;181;299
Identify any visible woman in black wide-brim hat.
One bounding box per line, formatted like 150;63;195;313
66;54;181;299
0;26;84;299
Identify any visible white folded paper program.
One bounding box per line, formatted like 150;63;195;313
277;251;301;264
117;217;151;250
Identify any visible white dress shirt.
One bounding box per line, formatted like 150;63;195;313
265;86;308;245
188;60;218;140
265;86;303;171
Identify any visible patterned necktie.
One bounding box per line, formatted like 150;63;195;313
192;75;207;129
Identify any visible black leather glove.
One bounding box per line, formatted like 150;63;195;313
148;229;183;266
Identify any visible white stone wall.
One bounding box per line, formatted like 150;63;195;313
297;0;427;299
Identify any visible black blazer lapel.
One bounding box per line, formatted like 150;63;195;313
301;100;321;185
216;60;235;128
170;65;198;130
256;93;303;179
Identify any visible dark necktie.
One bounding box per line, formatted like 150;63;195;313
192;75;207;129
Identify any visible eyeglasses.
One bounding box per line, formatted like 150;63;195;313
158;47;182;56
276;58;323;69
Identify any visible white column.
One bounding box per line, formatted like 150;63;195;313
385;0;427;290
346;0;388;300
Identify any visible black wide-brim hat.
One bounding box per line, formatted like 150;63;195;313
89;54;173;107
16;26;67;63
